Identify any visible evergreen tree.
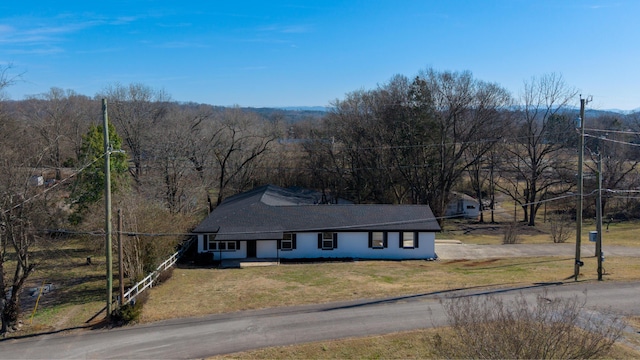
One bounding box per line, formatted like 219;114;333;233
69;123;128;223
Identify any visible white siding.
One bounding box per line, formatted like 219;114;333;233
197;234;205;252
198;232;436;260
445;198;479;219
277;232;436;260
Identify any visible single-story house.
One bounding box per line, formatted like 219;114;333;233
445;192;480;219
193;185;441;261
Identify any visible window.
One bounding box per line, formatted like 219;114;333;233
208;240;240;252
279;233;296;250
322;232;334;249
369;232;387;249
400;232;419;249
318;232;337;250
206;234;216;250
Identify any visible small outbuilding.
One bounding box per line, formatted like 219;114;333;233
193;185;441;261
29;175;44;187
445;192;480;219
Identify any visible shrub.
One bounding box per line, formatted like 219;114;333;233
549;215;574;243
431;291;624;359
502;221;521;244
155;267;174;285
112;291;149;325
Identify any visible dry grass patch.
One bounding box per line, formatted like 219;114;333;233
600;221;640;247
440;219;640;246
141;256;640;323
211;327;639;360
211;329;440;359
16;237;108;335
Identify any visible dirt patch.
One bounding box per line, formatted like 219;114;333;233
443;259;469;265
457;223;548;236
463;259;501;267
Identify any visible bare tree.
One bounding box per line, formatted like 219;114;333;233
177;105;279;210
209;107;279;208
0;64;22;101
149;104;215;213
0;118;59;336
413;69;512;218
324;82;406;204
583;114;640;217
317;70;511;216
20;88;95;177
465;147;502;223
0;64;41;336
98;83;171;185
302;123;354;203
0;172;39;335
498;73;578;226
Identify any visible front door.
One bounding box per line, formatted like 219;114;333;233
247;240;257;258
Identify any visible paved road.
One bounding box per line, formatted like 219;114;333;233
2;281;639;359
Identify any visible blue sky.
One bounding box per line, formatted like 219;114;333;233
1;1;638;110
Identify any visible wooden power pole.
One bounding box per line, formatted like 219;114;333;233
118;209;125;305
574;97;586;281
596;152;603;280
103;99;113;317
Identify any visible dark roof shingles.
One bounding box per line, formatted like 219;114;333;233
193;186;441;239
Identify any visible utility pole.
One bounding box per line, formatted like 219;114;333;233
596;152;603;280
103;99;113;317
490;151;495;223
574;97;587;281
118;209;125;305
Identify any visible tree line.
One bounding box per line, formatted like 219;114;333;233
302;70;640;226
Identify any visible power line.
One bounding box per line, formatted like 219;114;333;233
586;128;640;136
36;192;595;238
584;133;640;147
2;153;106;215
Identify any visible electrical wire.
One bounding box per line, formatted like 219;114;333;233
2;153;106;215
584;133;640;147
36;192;591;237
586;128;640;136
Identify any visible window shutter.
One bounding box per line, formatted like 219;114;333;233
368;232;372;248
333;233;338;249
292;234;297;249
203;235;208;251
415;232;419;248
399;232;403;248
277;240;281;250
236;241;240;250
318;233;322;248
383;232;388;248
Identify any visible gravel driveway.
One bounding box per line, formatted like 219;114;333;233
435;241;640;259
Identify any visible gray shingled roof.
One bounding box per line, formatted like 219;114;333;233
193;185;441;240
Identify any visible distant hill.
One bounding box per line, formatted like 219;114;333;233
246;107;328;123
276;106;330;112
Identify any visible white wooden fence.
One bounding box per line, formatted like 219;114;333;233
122;237;194;304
